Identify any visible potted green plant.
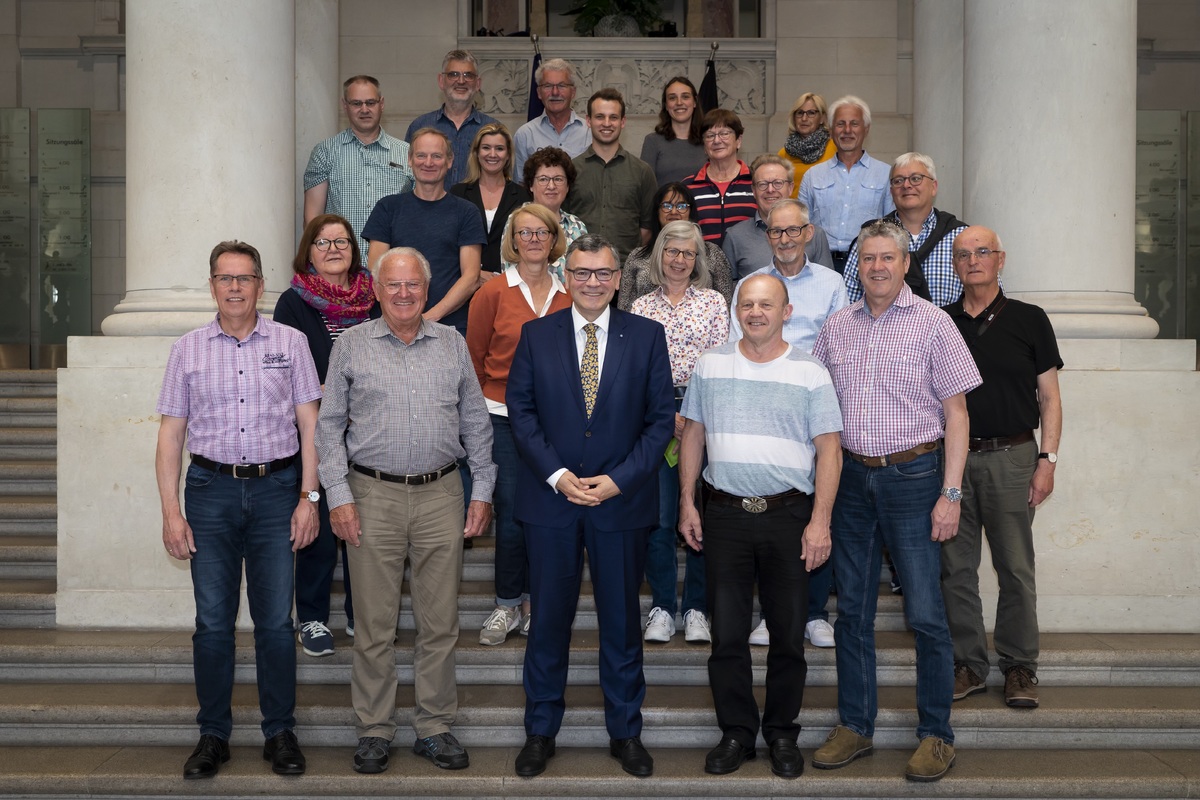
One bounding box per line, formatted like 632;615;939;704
562;0;664;37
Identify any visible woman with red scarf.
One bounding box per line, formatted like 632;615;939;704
274;213;377;659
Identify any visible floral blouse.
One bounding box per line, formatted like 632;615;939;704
630;285;730;386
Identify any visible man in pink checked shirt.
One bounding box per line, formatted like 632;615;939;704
810;220;981;783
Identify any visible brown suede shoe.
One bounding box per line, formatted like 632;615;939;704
811;726;873;769
1004;665;1040;708
905;736;955;782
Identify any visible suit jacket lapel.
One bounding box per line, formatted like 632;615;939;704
555;312;588;419
592;310;627;418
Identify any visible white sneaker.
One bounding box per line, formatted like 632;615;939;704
479;605;521;646
520;612;531;637
683;609;711;643
644;606;675;642
749;619;770;646
805;618;836;648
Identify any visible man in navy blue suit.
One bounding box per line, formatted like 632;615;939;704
506;233;675;779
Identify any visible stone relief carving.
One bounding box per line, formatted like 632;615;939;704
476;58;766;116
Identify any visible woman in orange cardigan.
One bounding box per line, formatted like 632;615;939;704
778;92;836;198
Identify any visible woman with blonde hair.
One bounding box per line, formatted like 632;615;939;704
450;122;531;280
778;92;836;197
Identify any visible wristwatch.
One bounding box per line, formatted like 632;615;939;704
1038;452;1058;464
302;489;321;503
940;487;963;502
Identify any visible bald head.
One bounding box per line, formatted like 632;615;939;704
952;226;1006;291
742;273;789;306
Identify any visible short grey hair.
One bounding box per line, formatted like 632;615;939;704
566;233;619;270
829;94;872;128
441;49;479;72
373;246;433;283
765;198;811;227
535;58;575;85
892;152;937;181
649;221;709;289
857;219;909;255
750;153;795;184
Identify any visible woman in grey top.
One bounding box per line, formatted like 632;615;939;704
640;76;707;186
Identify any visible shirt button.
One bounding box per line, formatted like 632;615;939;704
585;431;592;437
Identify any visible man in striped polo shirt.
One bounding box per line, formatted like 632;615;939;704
677;273;843;779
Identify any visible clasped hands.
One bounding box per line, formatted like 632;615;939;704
556;470;620;506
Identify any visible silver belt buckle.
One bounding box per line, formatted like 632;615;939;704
741;496;767;513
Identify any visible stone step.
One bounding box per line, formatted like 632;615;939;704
0;427;56;460
0;579;55;628
0;370;56;399
0;744;1195;799
0;629;1196;689
0;397;56;427
0;496;57;536
0;462;56;496
0;680;1197;751
0;536;55;580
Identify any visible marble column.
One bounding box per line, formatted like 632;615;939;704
295;0;340;242
912;0;963;214
103;0;296;336
962;0;1157;338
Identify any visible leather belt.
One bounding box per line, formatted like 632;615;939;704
969;430;1034;452
673;385;688;401
844;440;941;468
191;454;296;479
352;461;457;486
702;481;808;514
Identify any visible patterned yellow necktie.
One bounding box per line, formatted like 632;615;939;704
581;322;599;418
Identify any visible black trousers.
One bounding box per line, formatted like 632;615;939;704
703;491;812;745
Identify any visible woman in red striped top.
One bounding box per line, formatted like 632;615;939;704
682;109;757;246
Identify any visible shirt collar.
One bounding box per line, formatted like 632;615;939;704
769;261;814;281
505;265;567;295
206;312;266;341
854;283;917;319
367;316;437;341
581;144;628;162
540;110;583;129
571;304;611;335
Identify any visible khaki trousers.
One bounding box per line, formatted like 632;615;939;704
346;468;464;740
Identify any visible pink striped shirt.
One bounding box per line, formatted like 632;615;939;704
812;286;980;457
156;315;322;464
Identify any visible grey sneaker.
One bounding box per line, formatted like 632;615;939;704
683;609;711;643
644;606;675;642
479;605;520;646
297;620;334;657
413;731;469;770
353;736;390;774
520;611;531;636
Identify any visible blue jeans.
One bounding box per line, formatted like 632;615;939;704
831;451;954;743
491;414;528;605
645;457;705;616
185;460;298;740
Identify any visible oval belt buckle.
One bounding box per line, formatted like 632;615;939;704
742;496;767;513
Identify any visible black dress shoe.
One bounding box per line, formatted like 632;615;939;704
263;729;306;775
768;738;804;778
609;736;653;777
515;734;555;777
704;735;756;774
183;734;230;779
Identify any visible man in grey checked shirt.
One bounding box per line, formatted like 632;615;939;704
316;246;496;776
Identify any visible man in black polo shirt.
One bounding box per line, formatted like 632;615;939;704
939;226;1063;710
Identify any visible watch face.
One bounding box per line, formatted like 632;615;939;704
306;490;320;502
942;487;963;502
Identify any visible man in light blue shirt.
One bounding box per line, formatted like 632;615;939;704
513;59;590;178
729;199;848;355
798;95;894;274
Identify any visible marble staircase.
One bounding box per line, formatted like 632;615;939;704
0;368;1197;798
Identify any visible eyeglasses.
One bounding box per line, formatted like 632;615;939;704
534;175;567;186
211;274;259;287
568;268;615;283
659;201;691;213
313;237;351;251
345;99;380;109
952;247;1003;262
443;70;478;81
703;130;735;142
539;82;574;92
889;174;930;188
516;229;553;242
794;109;821;118
753;179;790;192
663;247;698;262
765;224;809;239
381;280;424;294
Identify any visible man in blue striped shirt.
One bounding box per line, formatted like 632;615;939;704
678;273;842;779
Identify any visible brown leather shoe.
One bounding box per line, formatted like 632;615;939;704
811;726;873;769
905;736;955;782
953;662;986;700
1004;665;1040;708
